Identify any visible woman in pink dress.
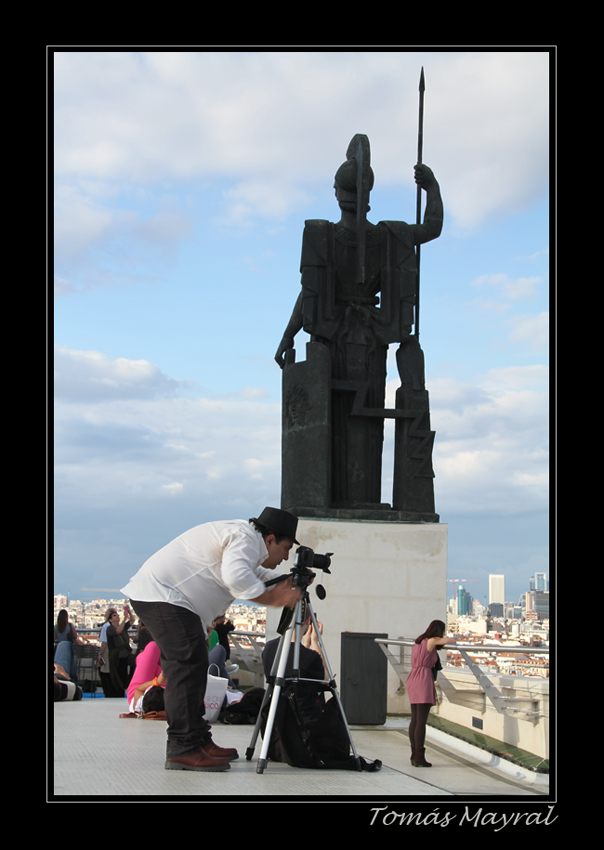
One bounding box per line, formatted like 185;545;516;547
406;620;454;767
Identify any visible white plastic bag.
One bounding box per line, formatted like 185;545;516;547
203;663;228;721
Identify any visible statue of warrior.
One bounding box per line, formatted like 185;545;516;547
276;135;443;511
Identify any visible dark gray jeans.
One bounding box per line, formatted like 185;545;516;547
129;599;212;758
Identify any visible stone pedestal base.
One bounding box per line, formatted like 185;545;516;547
266;517;448;715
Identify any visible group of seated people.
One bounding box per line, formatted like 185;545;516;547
124;617;240;716
53;610;239;712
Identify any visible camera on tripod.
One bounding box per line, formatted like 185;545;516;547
247;542;365;773
291;545;332;589
275;545;333;634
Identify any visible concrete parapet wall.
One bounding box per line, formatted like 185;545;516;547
434;667;549;759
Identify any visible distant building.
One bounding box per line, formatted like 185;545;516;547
456;584;473;616
530;572;548;592
472;599;485;616
452;616;488;636
489;574;505;607
504;604;522;620
526;590;549;620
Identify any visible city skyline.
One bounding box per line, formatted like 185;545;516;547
55;568;549;614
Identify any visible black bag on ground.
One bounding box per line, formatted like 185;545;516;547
221;687;266;724
261;682;381;771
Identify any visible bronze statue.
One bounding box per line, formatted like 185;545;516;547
276;133;443;522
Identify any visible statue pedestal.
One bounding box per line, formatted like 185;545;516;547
266;517;448;715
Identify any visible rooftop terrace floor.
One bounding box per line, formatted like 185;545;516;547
51;697;550;801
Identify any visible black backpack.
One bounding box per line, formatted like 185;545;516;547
261;682;380;771
221;687;266;725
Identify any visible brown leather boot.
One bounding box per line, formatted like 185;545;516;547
204;741;239;761
412;748;432;767
165;748;231;771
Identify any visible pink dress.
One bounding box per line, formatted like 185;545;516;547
406;639;437;705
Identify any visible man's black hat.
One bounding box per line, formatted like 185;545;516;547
251;507;299;544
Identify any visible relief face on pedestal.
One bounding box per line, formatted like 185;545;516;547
284;385;310;430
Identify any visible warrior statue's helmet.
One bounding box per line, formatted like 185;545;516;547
334;134;374;284
334;134;374;213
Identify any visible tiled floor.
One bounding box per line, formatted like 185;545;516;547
52;698;548;799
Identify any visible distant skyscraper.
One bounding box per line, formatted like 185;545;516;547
530;572;547;592
489;574;505;605
457;584;473;616
526;590;549;620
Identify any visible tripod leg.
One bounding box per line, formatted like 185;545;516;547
245;682;273;761
307;600;363;770
247;620;290;763
254;604;300;773
256;680;282;773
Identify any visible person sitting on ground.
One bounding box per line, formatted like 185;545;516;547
262;599;325;725
126;640;167;716
262;602;381;771
208;642;239;689
53;662;83;702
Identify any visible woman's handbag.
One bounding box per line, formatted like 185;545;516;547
203;663;228;722
432;651;442;680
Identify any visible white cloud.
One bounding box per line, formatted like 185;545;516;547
471;273;541;301
506;312;549;354
219;180;313;226
55;347;548;528
53;50;550;252
162;482;184;496
54;183;115;263
54;276;74;297
428;368;549;515
466;270;549;353
475;364;549;391
54;347;281;514
54;181;194;291
54;346;183;402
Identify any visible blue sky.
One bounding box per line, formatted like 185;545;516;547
53;50;551;608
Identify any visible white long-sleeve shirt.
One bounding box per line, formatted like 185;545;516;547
121;520;278;627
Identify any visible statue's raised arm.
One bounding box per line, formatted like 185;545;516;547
412;163;443;245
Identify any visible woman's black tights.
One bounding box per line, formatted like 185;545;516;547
409;703;432;749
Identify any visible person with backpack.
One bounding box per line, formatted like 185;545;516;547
262;603;381;772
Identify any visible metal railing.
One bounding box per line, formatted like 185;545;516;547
226;631;266;688
68;628;268;687
375;638;549;721
55;628;269;696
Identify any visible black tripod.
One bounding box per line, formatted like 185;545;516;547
245;590;361;773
